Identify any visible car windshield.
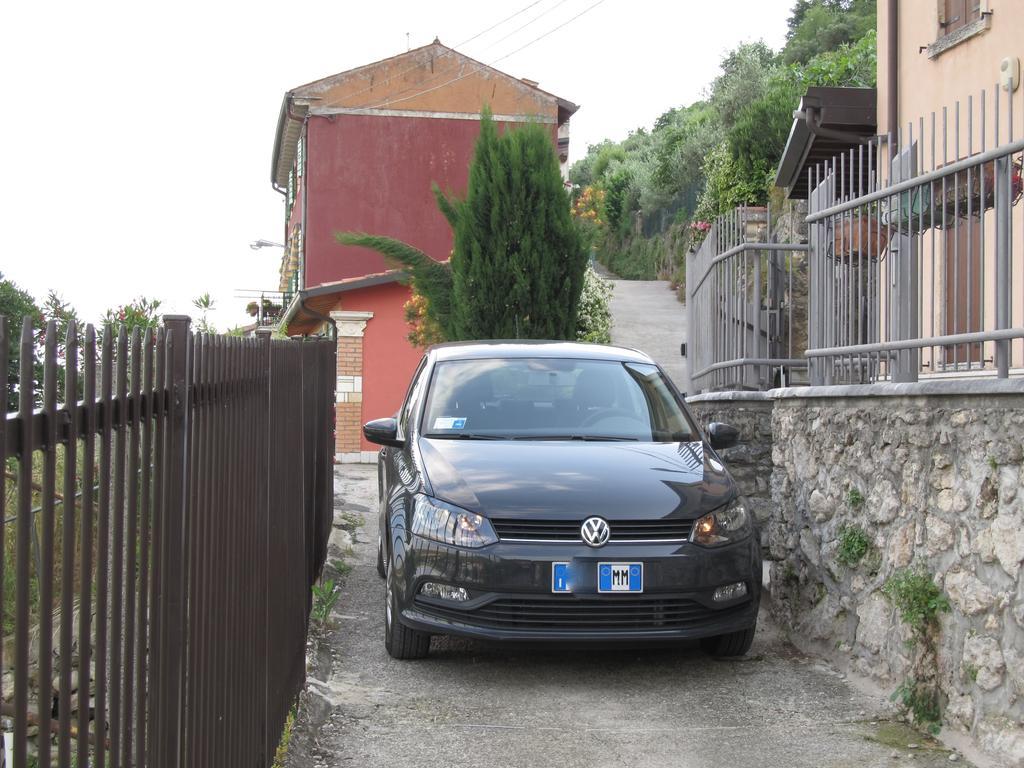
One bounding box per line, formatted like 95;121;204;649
420;357;696;442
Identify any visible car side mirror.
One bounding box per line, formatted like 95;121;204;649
363;417;404;448
707;422;740;450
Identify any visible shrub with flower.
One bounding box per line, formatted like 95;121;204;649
575;265;614;344
572;185;606;225
688;220;712;250
572;185;607;253
404;290;445;348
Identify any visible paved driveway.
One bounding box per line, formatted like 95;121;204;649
285;465;968;768
601;271;690;392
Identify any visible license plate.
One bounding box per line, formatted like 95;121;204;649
598;562;643;593
552;562;572;593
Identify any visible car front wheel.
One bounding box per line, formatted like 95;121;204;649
384;567;430;660
700;624;756;657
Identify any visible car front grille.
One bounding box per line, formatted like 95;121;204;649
490;518;693;543
414;594;745;632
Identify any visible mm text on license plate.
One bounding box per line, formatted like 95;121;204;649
598;562;643;593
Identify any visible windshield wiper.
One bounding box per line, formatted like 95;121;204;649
511;434;639;442
423;433;507;440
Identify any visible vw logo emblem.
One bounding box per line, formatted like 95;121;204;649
581;517;610;547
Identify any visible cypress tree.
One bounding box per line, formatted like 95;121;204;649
337;109;585;342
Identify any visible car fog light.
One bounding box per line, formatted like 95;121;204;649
419;582;469;602
712;582;747;602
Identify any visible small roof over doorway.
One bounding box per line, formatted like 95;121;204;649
775;87;877;199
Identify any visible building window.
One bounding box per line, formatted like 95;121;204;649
297;137;304;178
928;0;989;58
938;0;981;36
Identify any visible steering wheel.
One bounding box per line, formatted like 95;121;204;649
579;408;639;428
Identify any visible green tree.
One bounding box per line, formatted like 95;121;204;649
40;291;82;401
727;71;803;194
0;272;42;411
337;110;585;341
782;0;875;65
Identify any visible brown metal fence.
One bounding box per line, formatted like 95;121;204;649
0;314;335;767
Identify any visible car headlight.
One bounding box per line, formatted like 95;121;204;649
690;498;751;547
411;495;498;548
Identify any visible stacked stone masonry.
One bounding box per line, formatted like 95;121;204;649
689;388;1024;766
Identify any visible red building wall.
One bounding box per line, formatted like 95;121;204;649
333;281;424;451
302;111;557;457
304;114;528;287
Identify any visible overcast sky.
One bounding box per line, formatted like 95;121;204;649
0;0;792;331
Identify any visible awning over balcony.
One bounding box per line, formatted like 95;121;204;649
775;87;877;199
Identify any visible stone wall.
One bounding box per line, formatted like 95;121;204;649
687;383;1024;766
688;395;774;547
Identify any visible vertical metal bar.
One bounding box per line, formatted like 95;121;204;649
995;151;1012;376
58;320;78;766
110;326;127;768
258;329;272;760
980;89;987;368
931;111;938;368
136;327;154;768
77;325;96;766
14;318;34;768
38;320;57;768
967;95;975;367
0;317;6;718
185;333;203;768
146;326;166;767
153;315;191;768
121;328;141;765
953;104;961;371
96;325;113;768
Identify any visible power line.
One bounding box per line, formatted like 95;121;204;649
370;0;608;110
455;0;547;48
477;0;573;52
314;0;552;112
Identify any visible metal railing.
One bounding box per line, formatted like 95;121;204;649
805;84;1024;384
0;314;335;767
686;206;809;392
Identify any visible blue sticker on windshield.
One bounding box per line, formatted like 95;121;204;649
432;417;467;430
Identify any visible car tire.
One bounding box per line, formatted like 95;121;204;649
700;624;756;658
384;569;430;660
376;535;387;579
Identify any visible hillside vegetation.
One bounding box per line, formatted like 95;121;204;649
570;0;876;289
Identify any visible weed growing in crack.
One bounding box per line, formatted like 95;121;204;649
312;579;340;625
836;524;871;567
846;487;865;509
882;567;951;734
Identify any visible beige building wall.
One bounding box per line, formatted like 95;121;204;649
877;0;1024;372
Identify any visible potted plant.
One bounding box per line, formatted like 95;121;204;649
831;211;889;261
246;301;259;317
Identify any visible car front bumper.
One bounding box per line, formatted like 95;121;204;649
395;536;761;643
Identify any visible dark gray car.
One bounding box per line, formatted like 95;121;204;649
363;341;760;659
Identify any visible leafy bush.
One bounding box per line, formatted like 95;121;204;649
575;266;613;344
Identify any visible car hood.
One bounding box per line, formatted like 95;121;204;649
417;438;735;520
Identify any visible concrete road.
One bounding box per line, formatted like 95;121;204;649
286;465;968;768
600;271;690;392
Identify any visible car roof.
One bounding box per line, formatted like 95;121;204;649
428;340;656;364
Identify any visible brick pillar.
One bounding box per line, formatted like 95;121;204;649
330;310;373;463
